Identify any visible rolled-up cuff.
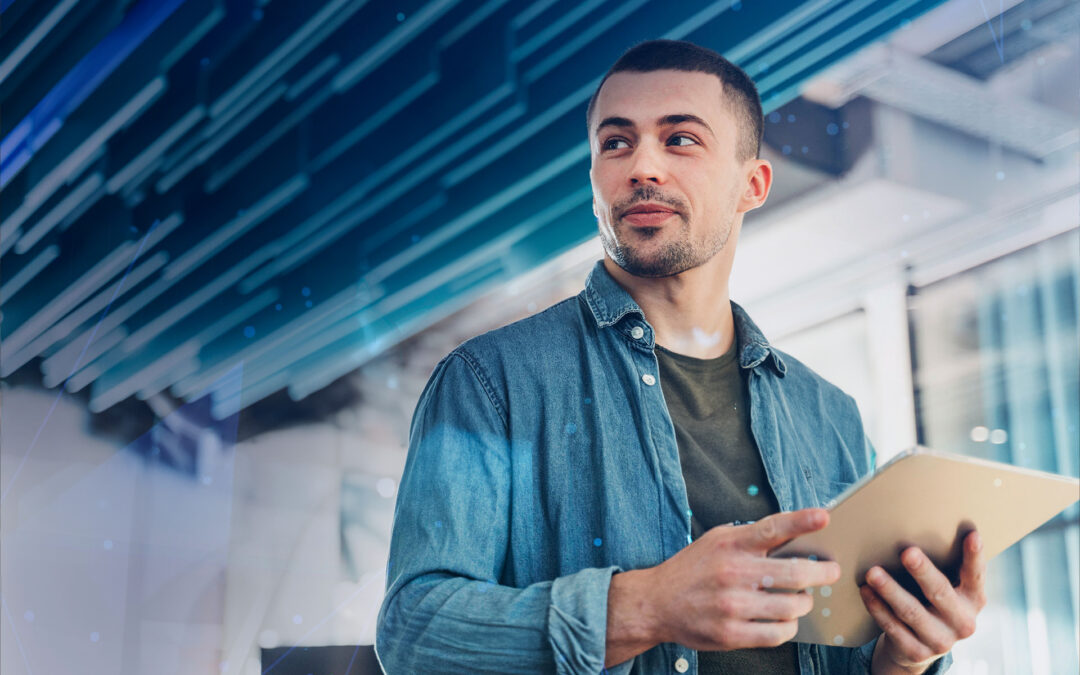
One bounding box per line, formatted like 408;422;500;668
549;565;626;675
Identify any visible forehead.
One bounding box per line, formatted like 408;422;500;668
591;69;729;134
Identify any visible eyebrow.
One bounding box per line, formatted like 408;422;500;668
594;113;716;139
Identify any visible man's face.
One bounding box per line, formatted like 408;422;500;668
588;69;748;278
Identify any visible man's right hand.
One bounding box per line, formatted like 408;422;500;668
606;507;841;666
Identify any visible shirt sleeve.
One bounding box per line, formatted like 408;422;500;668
375;349;624;674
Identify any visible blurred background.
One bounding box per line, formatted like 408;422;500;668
1;0;1077;673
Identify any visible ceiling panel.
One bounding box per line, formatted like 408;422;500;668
0;0;951;417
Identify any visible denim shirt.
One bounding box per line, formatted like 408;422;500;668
376;260;952;675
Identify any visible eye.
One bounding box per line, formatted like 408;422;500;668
668;134;698;147
601;137;629;151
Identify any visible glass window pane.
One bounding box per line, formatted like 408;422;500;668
909;229;1080;675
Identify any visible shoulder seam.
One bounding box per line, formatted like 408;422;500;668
449;348;509;434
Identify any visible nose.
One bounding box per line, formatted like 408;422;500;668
627;142;667;185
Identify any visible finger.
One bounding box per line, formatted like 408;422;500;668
739;508;829;552
865;566;953;655
898;547;968;629
958;531;988;609
723;618;800;649
860;585;940;665
722;588;814;622
734;557;842;591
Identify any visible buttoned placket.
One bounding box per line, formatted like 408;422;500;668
627;318;698;674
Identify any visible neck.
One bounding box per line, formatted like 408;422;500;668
603;252;736;359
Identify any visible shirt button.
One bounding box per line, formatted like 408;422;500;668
642;373;656;386
630;325;645;339
674;656;689;673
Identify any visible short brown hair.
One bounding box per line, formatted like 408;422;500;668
586;39;763;162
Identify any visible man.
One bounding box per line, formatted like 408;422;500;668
376;40;986;674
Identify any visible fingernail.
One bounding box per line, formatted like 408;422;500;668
868;568;883;584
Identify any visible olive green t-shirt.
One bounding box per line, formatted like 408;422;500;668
654;341;799;675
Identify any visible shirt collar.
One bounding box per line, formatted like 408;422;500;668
582;259;787;376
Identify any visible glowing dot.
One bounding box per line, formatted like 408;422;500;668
787;114;796;123
397;12;405;21
822;608;831;617
90;632;100;642
301;287;311;297
258;630;279;648
990;429;1008;444
902;213;910;222
821;586;833;598
23;610;34;622
243;326;255;338
833;635;844;645
782;145;791;155
826;123;839;135
103;540;113;550
747;484;759;496
996;171;1005;181
593;537;603;547
275;303;282;311
801;146;808;154
769;111;781;123
411;233;420;242
686;509;692;517
387;376;398;389
292;614;303;625
807;587;814;595
376;477;397;498
435;520;442;528
842;121;849;129
565;422;577;434
762;575;774;588
200;57;210;68
970;426;989;442
305;300;313;308
584;397;592;405
993;478;1002;487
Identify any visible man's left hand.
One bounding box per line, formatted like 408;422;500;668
859;530;988;674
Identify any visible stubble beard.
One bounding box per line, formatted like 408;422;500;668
601;212;732;278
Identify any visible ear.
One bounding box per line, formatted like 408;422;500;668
592;196;599;218
738;159;772;214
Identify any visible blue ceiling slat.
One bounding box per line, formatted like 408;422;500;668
0;0;187;187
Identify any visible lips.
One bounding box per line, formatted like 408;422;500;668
622;203;677;227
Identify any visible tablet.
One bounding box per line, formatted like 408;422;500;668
767;446;1080;647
